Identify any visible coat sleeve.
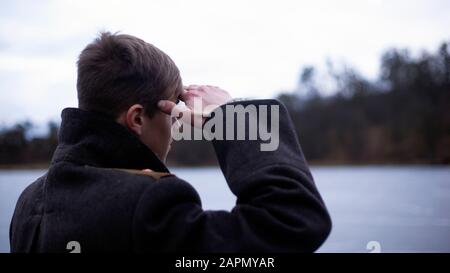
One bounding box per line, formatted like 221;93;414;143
132;99;331;253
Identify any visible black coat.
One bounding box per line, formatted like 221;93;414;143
10;99;331;253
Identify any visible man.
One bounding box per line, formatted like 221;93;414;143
10;32;331;253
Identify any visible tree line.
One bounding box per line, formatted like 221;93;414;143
1;41;449;167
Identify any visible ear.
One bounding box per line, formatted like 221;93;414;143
124;104;145;135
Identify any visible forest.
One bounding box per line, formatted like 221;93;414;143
1;42;449;167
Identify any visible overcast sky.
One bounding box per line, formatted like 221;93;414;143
0;0;449;125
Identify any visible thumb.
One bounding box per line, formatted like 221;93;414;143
157;100;176;115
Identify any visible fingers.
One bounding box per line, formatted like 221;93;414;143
157;100;177;115
185;85;201;90
179;89;190;101
180;89;199;102
158;99;197;125
185;85;208;93
185;84;220;93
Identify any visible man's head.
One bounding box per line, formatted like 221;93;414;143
77;32;182;162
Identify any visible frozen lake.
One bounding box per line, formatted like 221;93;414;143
1;166;449;253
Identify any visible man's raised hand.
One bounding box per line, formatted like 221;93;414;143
157;85;232;127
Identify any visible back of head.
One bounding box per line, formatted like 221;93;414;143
76;32;181;118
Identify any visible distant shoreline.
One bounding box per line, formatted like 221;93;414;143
1;161;448;170
0;163;50;170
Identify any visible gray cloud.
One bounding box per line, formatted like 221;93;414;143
0;0;449;124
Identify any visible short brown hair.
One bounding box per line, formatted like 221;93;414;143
77;32;181;118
